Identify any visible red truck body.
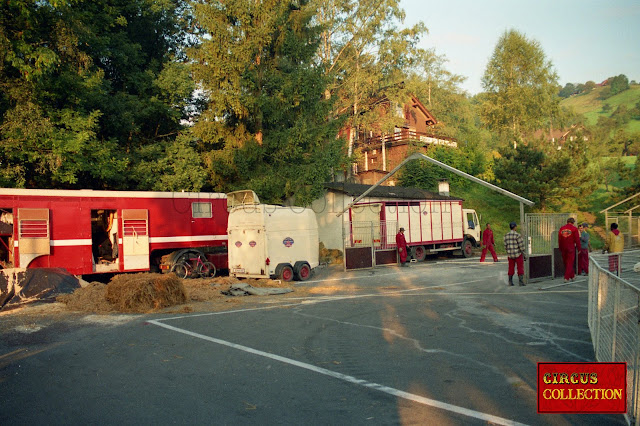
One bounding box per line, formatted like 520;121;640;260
0;189;228;275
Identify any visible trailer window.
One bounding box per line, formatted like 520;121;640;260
192;202;212;218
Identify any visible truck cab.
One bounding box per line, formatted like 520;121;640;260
463;209;481;246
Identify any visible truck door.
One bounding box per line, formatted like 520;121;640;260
17;208;50;268
122;209;149;270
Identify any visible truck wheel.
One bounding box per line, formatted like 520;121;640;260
462;239;474;258
293;261;311;281
412;246;426;262
275;264;294;282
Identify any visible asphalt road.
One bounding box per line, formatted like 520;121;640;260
0;258;627;425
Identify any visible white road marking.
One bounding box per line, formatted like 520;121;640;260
148;319;529;426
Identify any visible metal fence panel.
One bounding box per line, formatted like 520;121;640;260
588;250;640;425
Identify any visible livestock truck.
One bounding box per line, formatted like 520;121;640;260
227;190;319;281
347;198;480;260
0;188;229;276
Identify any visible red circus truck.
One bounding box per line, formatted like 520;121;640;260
0;188;228;276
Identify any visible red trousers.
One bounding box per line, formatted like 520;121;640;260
507;255;524;276
577;248;589;275
480;244;498;262
561;248;576;280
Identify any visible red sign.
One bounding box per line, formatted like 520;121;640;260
249;241;256;247
537;362;626;414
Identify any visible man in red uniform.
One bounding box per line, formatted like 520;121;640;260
396;227;408;267
558;217;581;282
480;223;499;262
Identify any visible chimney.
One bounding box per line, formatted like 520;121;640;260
438;179;450;196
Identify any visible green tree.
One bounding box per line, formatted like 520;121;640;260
492;140;595;211
0;0;192;189
314;0;429;166
480;29;559;141
398;144;483;191
609;74;630;96
558;83;576;98
189;0;347;205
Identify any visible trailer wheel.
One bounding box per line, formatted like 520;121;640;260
293;261;311;281
462;238;474;258
275;264;294;282
412;246;426;262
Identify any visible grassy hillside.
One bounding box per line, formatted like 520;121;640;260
560;84;640;132
452;156;637;253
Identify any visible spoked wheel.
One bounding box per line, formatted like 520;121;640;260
172;262;191;279
198;261;217;278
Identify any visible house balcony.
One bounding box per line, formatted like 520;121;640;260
357;129;458;150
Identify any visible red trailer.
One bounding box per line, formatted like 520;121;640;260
0;188;228;276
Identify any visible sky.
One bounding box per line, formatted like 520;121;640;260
399;0;640;95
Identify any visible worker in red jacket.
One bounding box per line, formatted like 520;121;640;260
396;227;408;267
558;217;581;282
480;223;499;262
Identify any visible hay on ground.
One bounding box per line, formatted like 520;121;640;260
57;282;116;313
105;273;186;313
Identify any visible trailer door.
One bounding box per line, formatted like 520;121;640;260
17;208;50;268
122;209;149;270
228;227;267;277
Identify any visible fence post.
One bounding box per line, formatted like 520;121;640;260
595;272;602;361
635;317;640;426
612;283;620;361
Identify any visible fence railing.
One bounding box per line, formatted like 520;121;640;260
588;250;640;425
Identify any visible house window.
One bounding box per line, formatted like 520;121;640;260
192;202;212;218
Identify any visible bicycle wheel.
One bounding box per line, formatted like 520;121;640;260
172;261;191;279
198;261;216;278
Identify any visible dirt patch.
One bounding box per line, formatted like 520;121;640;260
55;273;292;314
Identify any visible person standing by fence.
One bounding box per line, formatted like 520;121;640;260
480;223;499;262
396;227;408;267
603;222;624;275
503;221;526;286
558;217;580;282
577;223;592;276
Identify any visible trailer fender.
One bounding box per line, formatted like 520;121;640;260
293;261;311;281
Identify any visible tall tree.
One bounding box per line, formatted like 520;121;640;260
189;0;347;205
314;0;428;165
0;0;193;189
480;29;559;142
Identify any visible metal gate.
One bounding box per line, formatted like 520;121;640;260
344;220;398;270
525;213;576;281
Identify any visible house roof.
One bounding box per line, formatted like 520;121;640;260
324;182;463;201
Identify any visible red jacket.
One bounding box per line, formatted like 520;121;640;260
558;223;580;251
396;232;407;249
482;228;494;246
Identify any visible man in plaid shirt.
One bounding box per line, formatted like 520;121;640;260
503;221;526;286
